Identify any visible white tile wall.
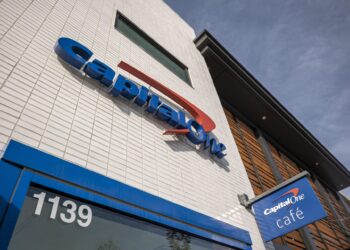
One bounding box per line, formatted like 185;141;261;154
0;0;265;248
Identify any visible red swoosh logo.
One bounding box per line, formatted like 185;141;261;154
273;188;299;207
118;61;216;134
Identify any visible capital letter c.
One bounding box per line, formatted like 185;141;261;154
55;37;93;69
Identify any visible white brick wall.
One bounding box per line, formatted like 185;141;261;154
0;0;265;248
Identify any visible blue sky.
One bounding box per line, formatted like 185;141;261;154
165;0;350;196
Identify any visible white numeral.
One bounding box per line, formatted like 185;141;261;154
48;196;60;219
77;205;92;227
60;200;77;223
32;192;92;227
33;192;46;216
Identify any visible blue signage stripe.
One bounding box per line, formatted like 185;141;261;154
2;140;252;246
0;161;21;223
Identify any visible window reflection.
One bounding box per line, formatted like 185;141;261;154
8;186;235;250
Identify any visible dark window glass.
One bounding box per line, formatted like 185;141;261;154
115;13;192;86
8;186;235;250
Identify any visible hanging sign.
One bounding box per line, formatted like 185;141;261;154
252;177;327;242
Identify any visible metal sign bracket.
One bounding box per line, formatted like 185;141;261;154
238;171;310;209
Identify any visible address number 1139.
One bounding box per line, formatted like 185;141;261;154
33;192;92;227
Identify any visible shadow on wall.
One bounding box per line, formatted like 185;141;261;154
59;56;230;172
165;138;230;172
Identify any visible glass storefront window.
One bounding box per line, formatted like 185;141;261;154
8;186;235;250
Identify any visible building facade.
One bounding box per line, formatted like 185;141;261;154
0;0;264;249
0;0;349;249
195;31;350;250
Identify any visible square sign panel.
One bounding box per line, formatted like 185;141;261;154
252;177;327;242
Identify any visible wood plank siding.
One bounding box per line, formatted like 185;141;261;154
224;107;350;250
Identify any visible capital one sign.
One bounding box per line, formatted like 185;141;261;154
252;177;327;242
54;38;226;158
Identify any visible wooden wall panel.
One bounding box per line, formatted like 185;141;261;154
268;143;291;180
224;109;264;194
232;117;277;190
325;190;350;248
311;180;346;249
268;143;326;250
223;107;350;250
276;148;349;250
224;109;306;249
329;192;350;231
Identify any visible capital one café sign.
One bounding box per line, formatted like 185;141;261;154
252;177;327;242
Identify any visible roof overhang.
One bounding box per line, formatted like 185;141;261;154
195;31;350;191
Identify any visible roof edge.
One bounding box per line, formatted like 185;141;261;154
195;30;350;188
